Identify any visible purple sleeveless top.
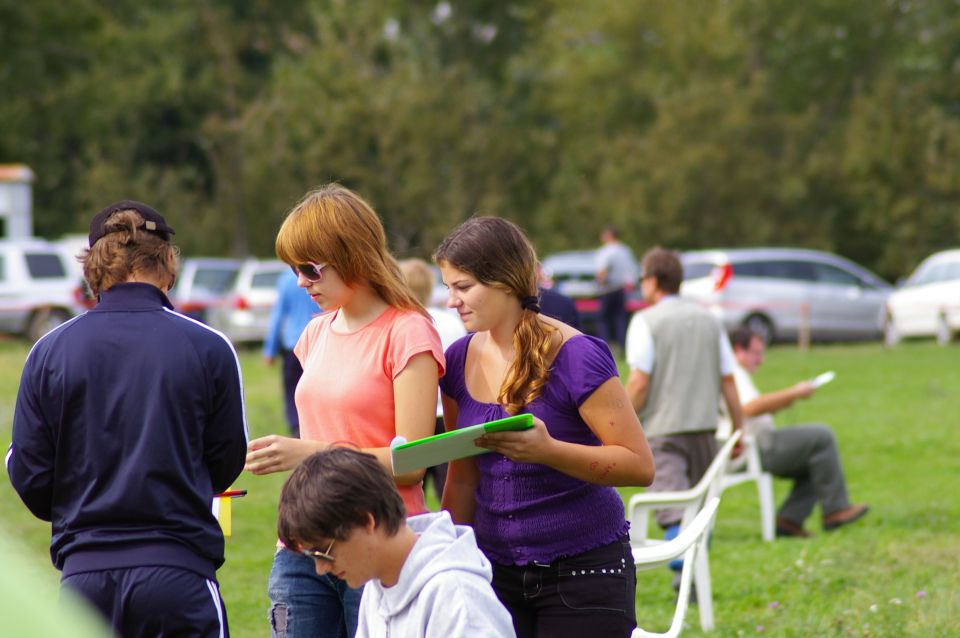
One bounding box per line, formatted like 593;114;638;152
439;333;629;566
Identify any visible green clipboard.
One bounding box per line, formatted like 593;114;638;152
390;413;534;475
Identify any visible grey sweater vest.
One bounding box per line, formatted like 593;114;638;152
639;297;722;438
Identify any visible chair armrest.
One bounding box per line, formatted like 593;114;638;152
632;498;720;567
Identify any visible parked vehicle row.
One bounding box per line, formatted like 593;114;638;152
0;244;289;345
4;239;956;348
170;258;287;344
544;246;901;344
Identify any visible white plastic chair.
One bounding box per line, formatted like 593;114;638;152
716;419;776;542
631;497;721;638
627;430;741;632
719;435;775;541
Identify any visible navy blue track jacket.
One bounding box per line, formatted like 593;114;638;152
6;283;248;579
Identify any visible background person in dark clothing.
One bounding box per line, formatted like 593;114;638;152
537;263;581;330
7;201;248;638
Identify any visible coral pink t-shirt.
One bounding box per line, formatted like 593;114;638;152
294;306;445;515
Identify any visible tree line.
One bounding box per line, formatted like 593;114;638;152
2;0;958;280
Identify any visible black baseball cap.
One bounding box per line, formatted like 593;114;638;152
88;200;176;247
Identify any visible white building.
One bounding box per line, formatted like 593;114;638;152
0;164;35;239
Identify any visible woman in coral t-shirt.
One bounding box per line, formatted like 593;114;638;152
245;184;444;638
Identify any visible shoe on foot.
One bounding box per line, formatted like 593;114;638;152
775;516;811;538
823;504;869;531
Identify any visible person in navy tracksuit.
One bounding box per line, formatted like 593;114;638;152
6;200;248;638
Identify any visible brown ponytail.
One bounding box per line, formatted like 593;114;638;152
499;306;557;413
435;216;558;413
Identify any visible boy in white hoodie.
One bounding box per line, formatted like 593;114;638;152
278;448;515;638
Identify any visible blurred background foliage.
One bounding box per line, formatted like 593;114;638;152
2;0;959;279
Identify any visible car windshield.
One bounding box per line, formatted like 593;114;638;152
194;268;239;294
906;260;949;286
682;261;715;280
251;271;282;289
25;253;67;279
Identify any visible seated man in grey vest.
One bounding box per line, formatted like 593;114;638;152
727;327;869;537
625;248;743;587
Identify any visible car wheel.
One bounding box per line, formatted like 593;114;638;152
743;314;774;345
883;314;901;348
27;308;72;342
935;314;953;346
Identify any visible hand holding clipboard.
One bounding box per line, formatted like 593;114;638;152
390;414;534;475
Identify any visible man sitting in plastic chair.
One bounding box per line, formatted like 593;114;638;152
728;327;869;538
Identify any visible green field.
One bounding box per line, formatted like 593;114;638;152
1;339;958;637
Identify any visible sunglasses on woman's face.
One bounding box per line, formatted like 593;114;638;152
301;538;336;563
292;261;329;283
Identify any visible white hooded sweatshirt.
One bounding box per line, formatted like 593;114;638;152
356;511;515;638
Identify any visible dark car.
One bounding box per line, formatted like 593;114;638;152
540;249;645;335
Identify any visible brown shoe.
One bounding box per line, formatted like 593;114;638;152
823;504;869;531
775;516;811;538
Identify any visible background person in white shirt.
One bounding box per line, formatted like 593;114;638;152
594;226;638;351
728;327;869;537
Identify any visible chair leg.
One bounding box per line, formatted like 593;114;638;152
758;473;776;542
693;544;714;632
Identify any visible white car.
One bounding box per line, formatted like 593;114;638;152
0;238;86;341
884;249;960;345
206;259;287;344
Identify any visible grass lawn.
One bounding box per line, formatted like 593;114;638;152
1;338;958;636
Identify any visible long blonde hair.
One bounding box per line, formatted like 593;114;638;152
275;184;427;316
435;216;557;414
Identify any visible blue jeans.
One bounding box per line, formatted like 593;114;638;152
268;547;362;638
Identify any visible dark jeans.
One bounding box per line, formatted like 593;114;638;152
281;349;303;438
597;288;628;350
63;566;229;638
492;535;636;638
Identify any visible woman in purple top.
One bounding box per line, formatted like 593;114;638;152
435;217;655;638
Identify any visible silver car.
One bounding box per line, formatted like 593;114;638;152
170;257;243;322
680;248;891;343
206;259;287;344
